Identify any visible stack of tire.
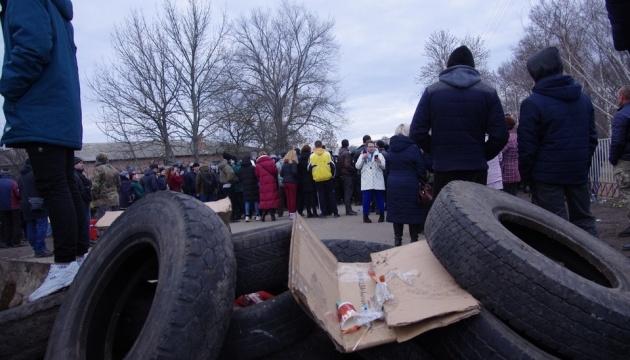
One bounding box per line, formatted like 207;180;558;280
421;181;630;360
38;185;630;360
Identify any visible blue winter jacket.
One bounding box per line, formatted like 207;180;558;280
0;0;82;149
410;65;508;172
385;135;428;226
518;74;597;185
609;103;630;165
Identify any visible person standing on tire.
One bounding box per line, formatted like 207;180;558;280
609;85;630;239
519;47;598;236
410;46;508;197
309;141;340;218
386;124;428;246
0;0;87;301
356;140;386;223
338;139;358;216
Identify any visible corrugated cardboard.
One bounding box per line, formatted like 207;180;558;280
94;197;232;229
289;215;480;352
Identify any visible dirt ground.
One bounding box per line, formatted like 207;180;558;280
591;197;630;257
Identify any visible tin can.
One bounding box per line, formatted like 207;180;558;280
337;301;357;324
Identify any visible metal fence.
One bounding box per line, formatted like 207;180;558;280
589;138;620;199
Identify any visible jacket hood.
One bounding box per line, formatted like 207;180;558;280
241;158;252;168
256;155;276;172
527;47;563;82
533;74;582;102
51;0;73;21
439;65;481;89
314;148;326;156
389;135;415;153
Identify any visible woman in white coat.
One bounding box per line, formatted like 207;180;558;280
355;140;386;223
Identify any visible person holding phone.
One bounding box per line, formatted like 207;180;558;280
355;140;386;223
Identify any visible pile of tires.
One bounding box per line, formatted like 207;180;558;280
423;181;630;360
40;184;630;359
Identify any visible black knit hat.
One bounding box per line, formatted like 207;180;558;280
73;157;83;165
526;46;563;82
447;46;475;68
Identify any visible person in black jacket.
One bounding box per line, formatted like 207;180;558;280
609;86;630;238
338;139;357;216
606;0;630;53
240;156;260;221
141;165;160;194
183;163;200;197
118;171;133;209
410;46;508;197
297;145;318;217
518;47;598;236
73;157;91;248
19;161;52;257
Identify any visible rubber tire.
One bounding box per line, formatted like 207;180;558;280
417;309;556;360
46;191;236;360
425;181;630;359
219;291;315;360
0;291;65;360
232;223;293;296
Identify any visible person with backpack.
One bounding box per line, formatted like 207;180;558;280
309;140;339;217
196;165;218;202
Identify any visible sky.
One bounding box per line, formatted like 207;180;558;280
0;0;534;146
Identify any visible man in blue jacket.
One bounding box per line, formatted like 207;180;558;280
609;86;630;239
410;46;508;197
519;47;598;236
0;0;85;301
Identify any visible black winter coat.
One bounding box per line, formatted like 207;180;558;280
610;103;630;165
298;152;315;193
606;0;630;52
518;74;597;185
183;171;196;195
281;162;298;184
240;161;259;202
410;65;508;172
18;164;47;222
337;147;355;176
74;169;92;206
141;171;159;193
119;177;133;209
385;135;428;226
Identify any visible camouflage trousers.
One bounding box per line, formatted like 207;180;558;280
614;160;630;219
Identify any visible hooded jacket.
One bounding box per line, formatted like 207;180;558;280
298;150;316;193
409;65;508;172
239;159;259;202
308;148;334;182
518;52;597;184
255;155;280;209
0;0;82;149
609;103;630;165
91;161;120;208
385;135;428;226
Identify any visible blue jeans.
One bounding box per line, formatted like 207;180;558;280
26;217;49;254
244;201;260;217
362;190;385;215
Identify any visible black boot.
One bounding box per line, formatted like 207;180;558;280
261;211;267;222
363;215;372;223
271;210;276;221
394;237;402;247
378;211;385;223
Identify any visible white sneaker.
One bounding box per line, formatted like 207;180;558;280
28;261;80;302
255;216;261;221
76;248;90;267
245;216;250;222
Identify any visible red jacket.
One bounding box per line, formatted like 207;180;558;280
255;156;280;210
167;173;184;192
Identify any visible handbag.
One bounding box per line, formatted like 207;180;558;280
418;182;433;205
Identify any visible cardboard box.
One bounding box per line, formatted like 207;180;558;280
289;215;480;352
94;197;232;228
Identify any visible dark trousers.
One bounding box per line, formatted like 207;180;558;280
342;175;354;212
316;179;338;215
531;182;597;236
302;191;318;215
433;170;488;198
229;191;243;221
393;223;422;244
0;209;21;246
26;145;88;263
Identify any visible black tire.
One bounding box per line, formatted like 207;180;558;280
425;181;630;359
417;309;556;360
219;291;315;360
0;291;65;360
232;223;293;296
46;191;236;360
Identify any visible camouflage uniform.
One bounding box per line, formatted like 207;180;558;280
91;156;120;219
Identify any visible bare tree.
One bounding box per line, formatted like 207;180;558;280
418;30;492;86
90;12;179;162
162;0;232;161
232;1;343;154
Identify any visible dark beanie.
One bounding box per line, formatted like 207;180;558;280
527;47;563;82
447;46;475;68
74;157;83;165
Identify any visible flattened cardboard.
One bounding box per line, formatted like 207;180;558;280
289;215;480;352
93;198;232;229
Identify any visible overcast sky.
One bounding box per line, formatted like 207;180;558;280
0;0;534;146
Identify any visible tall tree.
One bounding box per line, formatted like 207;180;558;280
233;1;343;153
